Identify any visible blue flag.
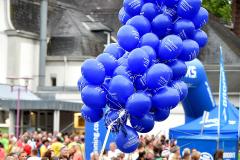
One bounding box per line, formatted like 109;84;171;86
219;46;228;126
85;119;115;160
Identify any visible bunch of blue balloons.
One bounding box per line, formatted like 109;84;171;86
78;0;208;153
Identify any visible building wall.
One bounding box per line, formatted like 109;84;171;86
45;60;82;87
0;0;10;84
6;35;40;91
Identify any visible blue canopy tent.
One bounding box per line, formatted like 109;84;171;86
169;102;239;160
169;102;239;139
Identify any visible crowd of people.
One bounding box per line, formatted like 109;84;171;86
0;131;224;160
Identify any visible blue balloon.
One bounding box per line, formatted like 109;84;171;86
119;7;131;25
126;92;152;118
178;39;199;61
191;30;208;48
169;80;188;101
152;108;170;121
104;43;125;59
126;15;151;37
115;125;139;153
97;53;118;76
102;77;111;92
163;6;178;21
107;94;123;110
177;0;201;19
191;7;208;29
81;105;103;122
130;113;155;133
164;0;180;7
141;46;157;65
134;74;147;90
117;25;140;52
174;19;195;39
117;56;128;67
81;59;105;85
139;33;160;50
151;14;172;38
81;85;107;108
158;35;183;61
109;75;135;104
167;60;187;80
128;48;150;75
123;0;144;16
152;87;180;110
104;109;128;133
113;66;132;80
77;77;89;92
140;3;158;21
146;63;172;89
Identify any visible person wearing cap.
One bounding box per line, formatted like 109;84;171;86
40;139;49;157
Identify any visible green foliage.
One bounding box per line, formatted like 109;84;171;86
202;0;232;23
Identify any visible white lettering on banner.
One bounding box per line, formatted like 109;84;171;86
93;122;100;152
200;152;213;160
223;152;236;159
221;67;228;121
185;66;197;78
204;82;215;107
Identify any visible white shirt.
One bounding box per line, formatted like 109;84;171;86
108;149;121;159
27;157;41;160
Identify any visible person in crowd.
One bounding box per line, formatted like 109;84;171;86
90;151;99;160
101;149;110;160
18;151;28;160
0;142;6;160
0;133;9;152
51;136;64;157
108;142;121;159
69;143;83;160
169;146;181;160
191;151;201;160
27;149;41;160
59;146;70;160
214;149;224;160
182;148;191;160
40;139;49;157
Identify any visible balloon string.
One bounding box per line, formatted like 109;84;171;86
101;85;123;109
99;110;126;159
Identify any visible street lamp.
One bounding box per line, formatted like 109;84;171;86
6;77;32;139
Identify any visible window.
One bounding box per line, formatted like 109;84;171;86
51;76;57;86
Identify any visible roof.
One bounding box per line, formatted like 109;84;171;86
0;84;40;100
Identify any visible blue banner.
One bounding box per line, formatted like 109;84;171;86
85;118;115;160
219;46;228;125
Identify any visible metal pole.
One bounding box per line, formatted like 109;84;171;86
39;0;48;87
16;87;20;139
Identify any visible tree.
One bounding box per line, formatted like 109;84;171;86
202;0;232;23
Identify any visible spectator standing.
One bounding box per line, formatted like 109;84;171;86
108;142;121;159
191;151;201;160
214;149;224;160
182;148;191;160
27;149;41;160
0;133;9;152
19;151;28;160
169;146;181;160
51;136;64;157
0;142;6;160
40;139;49;157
